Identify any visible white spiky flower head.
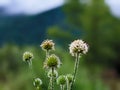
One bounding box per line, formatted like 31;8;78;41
69;39;88;56
23;51;33;62
40;39;55;51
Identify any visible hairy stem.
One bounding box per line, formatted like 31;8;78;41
60;85;64;90
48;67;54;90
66;79;69;90
28;59;32;69
70;53;80;90
67;82;71;90
36;86;40;90
51;67;54;90
46;50;50;58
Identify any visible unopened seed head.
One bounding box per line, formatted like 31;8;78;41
44;54;61;69
33;78;42;88
40;39;55;51
69;39;88;56
23;51;33;62
57;75;66;85
66;74;73;83
47;69;58;78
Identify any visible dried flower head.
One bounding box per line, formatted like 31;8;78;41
47;69;58;78
69;39;88;56
44;54;61;69
23;51;33;62
57;75;66;85
40;39;55;51
33;78;42;88
66;74;73;84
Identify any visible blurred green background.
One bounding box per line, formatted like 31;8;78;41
0;0;120;90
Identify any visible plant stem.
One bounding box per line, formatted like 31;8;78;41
28;59;32;69
49;67;54;90
67;82;71;90
46;50;49;58
48;77;51;90
66;79;69;90
46;50;52;90
70;53;80;90
36;87;40;90
51;67;54;90
67;81;69;90
60;85;64;90
69;83;72;90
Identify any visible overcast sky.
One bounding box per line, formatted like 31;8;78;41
0;0;64;15
105;0;120;18
0;0;120;18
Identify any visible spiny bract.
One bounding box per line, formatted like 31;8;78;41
44;54;61;69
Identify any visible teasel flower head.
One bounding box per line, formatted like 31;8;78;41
40;39;55;51
66;74;73;84
44;54;61;69
57;75;66;85
23;51;33;62
47;69;58;78
69;39;88;56
33;78;42;88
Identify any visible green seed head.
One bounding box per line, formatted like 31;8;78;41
57;75;66;85
47;69;58;78
23;51;33;62
66;74;73;83
33;78;42;88
44;54;61;69
40;39;55;51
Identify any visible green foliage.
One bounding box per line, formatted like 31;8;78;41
47;26;72;39
47;26;75;47
63;0;120;65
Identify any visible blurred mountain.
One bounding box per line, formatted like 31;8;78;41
0;7;65;45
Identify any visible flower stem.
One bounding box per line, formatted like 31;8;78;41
69;84;72;90
67;82;69;90
46;50;52;90
36;86;40;90
67;82;71;90
51;67;54;90
46;50;49;58
70;53;80;90
28;59;32;69
60;85;64;90
49;67;54;90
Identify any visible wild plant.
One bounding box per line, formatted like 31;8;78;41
22;39;88;90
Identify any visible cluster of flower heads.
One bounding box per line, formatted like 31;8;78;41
57;74;73;86
69;39;88;56
22;39;89;90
